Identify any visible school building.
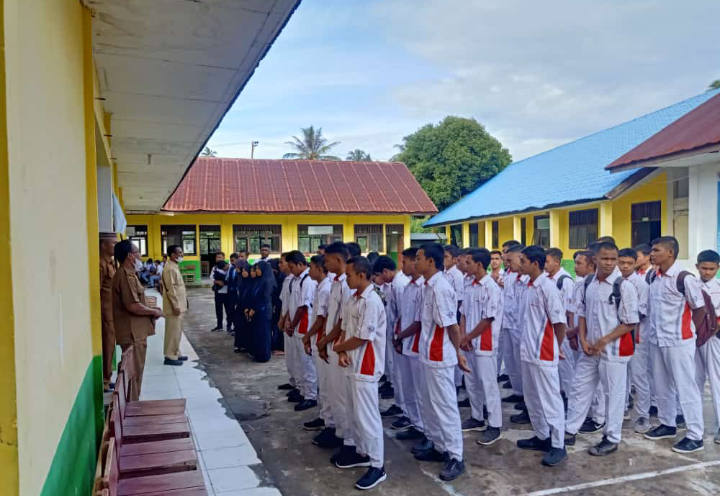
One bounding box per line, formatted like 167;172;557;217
126;157;437;279
425;89;720;272
0;1;301;495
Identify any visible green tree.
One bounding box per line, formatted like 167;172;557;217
346;149;372;161
397;116;512;211
201;146;218;157
410;216;432;233
283;126;340;160
709;80;720;91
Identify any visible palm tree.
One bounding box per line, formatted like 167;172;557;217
283;126;340;160
346;149;372;161
201;146;218;157
390;142;406;161
709;80;720;91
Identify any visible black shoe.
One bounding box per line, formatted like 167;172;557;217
380;405;403;418
483;405;488;420
294;399;318;411
391;416;412;430
502;394;523;403
515;401;527;411
379;381;392;393
439;458;465;481
579;418;605;434
164;357;183;366
672;437;704;454
676;415;687;430
503;381;513;389
211;327;224;332
313;428;343;448
380;374;388;383
564;432;576;446
461;417;486;432
278;383;295;390
397;427;424;440
381;387;395;399
288;392;304;404
458;398;471;408
335;451;371;469
589;438;619;456
414;448;449;462
541;447;567;466
627;394;634;411
286;388;300;397
234;347;242;354
497;374;509;382
517;436;552;452
477;427;502;446
330;444;355;465
411;438;433;454
177;355;188;361
355;466;387;490
303;418;325;431
649;405;658;417
645;424;677;440
510;411;531;425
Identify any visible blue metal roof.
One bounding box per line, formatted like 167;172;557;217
425;89;720;227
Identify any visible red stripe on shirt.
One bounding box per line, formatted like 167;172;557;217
619;332;635;356
412;331;420;353
360;342;375;375
299;312;309;335
681;303;693;340
429;324;444;361
480;326;492;352
540;320;554;361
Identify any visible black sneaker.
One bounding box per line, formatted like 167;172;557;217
380;374;388;383
541;447;567;466
645;424;677;440
564;432;576;446
381;387;395;399
355;466;387;490
178;356;188;361
502;394;523;403
510;411;531;425
330;444;354;465
676;415;687;430
313;428;343;448
411;437;433;454
211;326;224;332
397;427;424;440
458;398;471;408
503;381;513;389
278;383;295;390
379;381;392;393
672;437;704;454
303;418;325;431
461;417;486;432
589;438;618;456
380;405;403;418
627;394;634;411
515;401;527;411
294;399;318;411
335;451;371;469
498;374;509;382
414;448;449;462
579;418;605;434
477;427;502;446
164;357;183;366
439;458;465;481
649;405;658;417
517;436;552;452
286;388;300;397
391;416;412;430
288;392;304;404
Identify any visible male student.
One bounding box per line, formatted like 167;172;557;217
516;245;568;466
277;253;298;394
413;243;469;482
490;250;505;283
617;248;652;434
444;244;466;393
459;248;504;446
545;247;575;399
491;248;507;380
285;251;318;411
334;256;388;490
635;242;658;417
644;236;706;454
694;250;720;445
302;255;333;432
635;244;652;276
259;244;271;261
565;242;639;456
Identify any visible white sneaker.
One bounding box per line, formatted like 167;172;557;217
634;417;652;434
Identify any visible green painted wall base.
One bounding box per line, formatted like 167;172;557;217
40;355;104;496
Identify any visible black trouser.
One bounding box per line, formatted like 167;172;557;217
215;293;233;330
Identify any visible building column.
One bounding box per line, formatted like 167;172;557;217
688;162;720;259
550;210;561;248
599;202;613;238
445;225;451;245
512;216;522;243
462;222;470;248
484;220;493;248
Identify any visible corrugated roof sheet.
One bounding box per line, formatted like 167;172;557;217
607;91;720;171
162;158;438;214
425;90;719;227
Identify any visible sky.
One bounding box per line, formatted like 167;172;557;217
206;0;720;163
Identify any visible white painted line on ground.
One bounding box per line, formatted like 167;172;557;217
526;459;720;496
418;467;469;496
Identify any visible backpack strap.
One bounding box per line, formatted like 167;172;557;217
645;269;656;285
610;277;624;310
299;273;310;289
581;273;595;305
556;274;571;291
676;270;692;295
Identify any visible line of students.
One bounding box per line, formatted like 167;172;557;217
275;236;720;490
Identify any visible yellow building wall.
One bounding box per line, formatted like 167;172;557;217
497;218;513;250
611;172;668;249
3;1;97;494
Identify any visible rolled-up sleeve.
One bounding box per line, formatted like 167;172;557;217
545;286;567;325
357;299;381;341
684;275;705;310
435;286;458;328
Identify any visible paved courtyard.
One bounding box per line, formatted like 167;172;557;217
179;288;720;496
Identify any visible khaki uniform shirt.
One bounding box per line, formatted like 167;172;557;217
100;256;116;324
112;266;156;345
161;260;187;314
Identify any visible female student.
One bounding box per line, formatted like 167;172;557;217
249;260;276;362
233;260;253;354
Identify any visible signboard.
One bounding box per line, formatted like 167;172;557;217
308;226;333;235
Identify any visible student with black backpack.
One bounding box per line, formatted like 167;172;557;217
545;248;575;399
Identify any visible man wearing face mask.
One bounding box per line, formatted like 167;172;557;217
161;245;188;366
112;239;164;400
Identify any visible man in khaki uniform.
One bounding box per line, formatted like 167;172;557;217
162;244;188;366
99;232;117;391
112;239;163;401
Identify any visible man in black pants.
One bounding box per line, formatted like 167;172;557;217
211;252;229;332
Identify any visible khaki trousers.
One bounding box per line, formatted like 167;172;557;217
164;313;184;360
101;318;116;389
120;340;147;402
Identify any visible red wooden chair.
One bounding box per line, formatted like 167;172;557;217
111;394;191;444
116;373;188;427
118;350;186;416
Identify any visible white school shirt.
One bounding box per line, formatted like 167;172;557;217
462;274;504;356
280;274;295;317
419;271;459;368
463;273;475;292
325;273;354;343
289;268;317;337
546;268;574;315
701;278;720;316
400;276;424;357
501;271;520;331
443;265;465;302
625;271;649;344
568;275;585;328
491;268;505;285
519;273;567;367
577;267;639;363
341;284;387;382
311;276;332;348
647;262;705;347
387;271;410;328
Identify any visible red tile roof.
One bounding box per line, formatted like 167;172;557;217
607;92;720;171
163;158;438;214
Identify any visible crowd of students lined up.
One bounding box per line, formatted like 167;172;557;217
269;236;720;491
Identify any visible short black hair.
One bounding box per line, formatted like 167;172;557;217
348;255;372;279
367;251;380;264
545;247;563;261
618;248;637;260
697;250;720;264
468;248;491;270
146;258;154;264
586;241;599;252
318;244;327;250
346;242;361;257
419;242;444;270
651;236;680;259
634;243;652;256
261;244;271;250
507;244;524;254
502;240;520;249
596;236;616;245
594;241;619;254
324;242;349;260
459;248;470;255
575;250;595;267
310;254;327;272
521;245;547;270
444;245;460;258
115;239;135;264
373;255;396;274
230;252;239;259
401;247;418;259
490;250;502;257
216;260;228;270
572;250;584;260
285;250;307;265
167;244;181;257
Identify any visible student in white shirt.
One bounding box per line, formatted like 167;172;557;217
516;246;568;467
490;249;506;379
694;250;720;445
444;244;466;392
635;243;658;417
644;236;706;454
565;242;639;456
277;254;297;393
414;243;469;482
334;256;388;490
544;247;575;399
459;248;504;446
